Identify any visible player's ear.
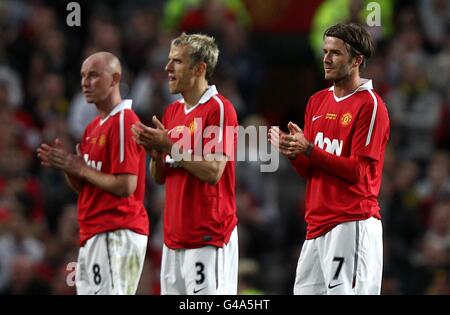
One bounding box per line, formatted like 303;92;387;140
195;62;207;78
354;55;363;69
112;72;121;86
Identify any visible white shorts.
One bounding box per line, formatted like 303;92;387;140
294;217;383;295
75;229;148;295
161;226;238;295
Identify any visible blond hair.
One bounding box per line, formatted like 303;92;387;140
171;33;219;81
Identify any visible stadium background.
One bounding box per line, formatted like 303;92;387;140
0;0;448;295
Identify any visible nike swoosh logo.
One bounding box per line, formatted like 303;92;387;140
328;282;343;289
193;287;206;294
312;115;322;122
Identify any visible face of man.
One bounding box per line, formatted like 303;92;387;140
322;36;357;82
165;45;197;94
80;57;114;104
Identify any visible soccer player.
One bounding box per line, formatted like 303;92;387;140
269;23;390;295
131;33;239;295
37;52;149;295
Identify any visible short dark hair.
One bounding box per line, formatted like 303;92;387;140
324;23;374;69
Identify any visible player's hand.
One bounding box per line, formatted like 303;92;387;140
132;116;172;154
50;139;86;176
149;148;164;160
37;143;52;167
75;143;81;156
268;126;284;150
282;122;312;158
37;138;66;167
151;116;172;154
37;138;86;177
269;125;298;159
269;122;309;159
131;122;152;151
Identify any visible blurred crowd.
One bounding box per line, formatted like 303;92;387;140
0;0;449;295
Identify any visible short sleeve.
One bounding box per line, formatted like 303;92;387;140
203;96;238;159
109;109;142;175
351;92;390;161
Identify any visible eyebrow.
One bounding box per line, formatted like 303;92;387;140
80;70;99;75
323;48;342;53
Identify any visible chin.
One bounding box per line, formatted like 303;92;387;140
169;88;180;95
325;73;344;82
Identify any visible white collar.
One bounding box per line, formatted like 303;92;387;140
180;85;218;114
100;99;133;125
328;79;373;102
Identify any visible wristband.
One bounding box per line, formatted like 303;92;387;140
304;142;314;157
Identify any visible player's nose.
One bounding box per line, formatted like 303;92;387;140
81;77;89;88
323;52;332;64
165;60;173;72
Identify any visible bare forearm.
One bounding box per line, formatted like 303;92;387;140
170;144;227;185
150;156;166;184
178;157;226;185
80;166;137;197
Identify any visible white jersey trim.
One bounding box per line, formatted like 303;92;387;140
97;99;133;162
182;85;218;115
329;79;373;103
119;108;125;163
212;95;224;143
100;99;133;125
366;90;378;146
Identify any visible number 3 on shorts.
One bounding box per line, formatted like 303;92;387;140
195;262;205;285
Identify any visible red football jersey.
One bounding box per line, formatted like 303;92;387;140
300;80;390;239
161;85;238;249
77;100;149;245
